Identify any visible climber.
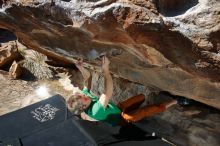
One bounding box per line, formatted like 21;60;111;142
67;56;189;126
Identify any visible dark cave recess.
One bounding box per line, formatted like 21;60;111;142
156;0;199;17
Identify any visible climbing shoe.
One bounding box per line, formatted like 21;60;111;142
176;97;193;106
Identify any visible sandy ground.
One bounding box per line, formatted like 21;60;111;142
0;72;72;116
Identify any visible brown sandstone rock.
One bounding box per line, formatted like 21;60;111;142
0;0;219;110
9;60;22;78
0;41;22;68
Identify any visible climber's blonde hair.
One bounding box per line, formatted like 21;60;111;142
67;91;88;115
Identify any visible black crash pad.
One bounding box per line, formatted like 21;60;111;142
21;118;172;146
74;120;172;146
22;118;96;146
0;138;21;146
0;94;71;142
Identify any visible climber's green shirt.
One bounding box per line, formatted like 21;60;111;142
82;87;121;126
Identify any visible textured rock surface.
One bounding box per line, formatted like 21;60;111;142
0;41;21;67
0;0;219;109
0;0;220;109
136;102;220;146
8;60;22;78
91;71;159;105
